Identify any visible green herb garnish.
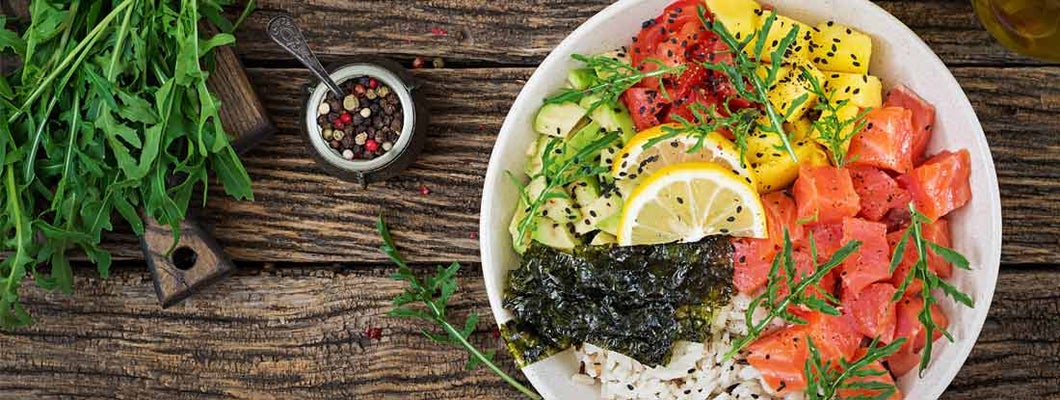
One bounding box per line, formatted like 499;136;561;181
0;0;255;329
804;336;906;400
726;231;862;359
889;203;974;374
698;7;805;162
641;102;760;166
508;132;620;250
799;68;872;167
378;216;542;400
545;53;685;113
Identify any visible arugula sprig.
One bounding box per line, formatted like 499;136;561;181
378;216;542;400
545;53;685;113
641;102;760;166
698;7;805;162
804;336;906;400
726;231;862;359
508;132;620;250
799;69;872;167
888;204;974;374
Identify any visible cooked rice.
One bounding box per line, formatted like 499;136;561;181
573;294;800;400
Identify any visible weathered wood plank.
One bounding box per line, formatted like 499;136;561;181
232;0;1049;67
97;65;1060;264
0;264;1056;399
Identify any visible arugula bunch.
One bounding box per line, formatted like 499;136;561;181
799;69;872;167
545;53;685;113
378;216;542;400
698;7;804;162
0;0;255;329
804;336;905;400
726;231;862;359
889;204;974;373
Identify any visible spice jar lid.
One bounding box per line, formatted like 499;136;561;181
302;58;427;187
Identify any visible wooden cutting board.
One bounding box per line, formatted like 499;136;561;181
141;43;276;307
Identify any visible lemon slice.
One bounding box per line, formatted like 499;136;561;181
617;162;767;246
611;123;756;188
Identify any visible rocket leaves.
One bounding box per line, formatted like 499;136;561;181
0;0;255;330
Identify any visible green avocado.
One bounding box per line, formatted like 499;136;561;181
534;102;586;138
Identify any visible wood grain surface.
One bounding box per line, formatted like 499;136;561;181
0;263;1057;399
3;0;1059;399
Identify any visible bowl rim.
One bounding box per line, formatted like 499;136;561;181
480;0;1002;398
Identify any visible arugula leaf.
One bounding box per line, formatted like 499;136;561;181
0;0;257;330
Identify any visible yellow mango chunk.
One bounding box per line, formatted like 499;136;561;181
822;72;883;109
705;0;762;43
810;21;873;74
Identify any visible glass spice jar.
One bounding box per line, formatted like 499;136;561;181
302;58;428;188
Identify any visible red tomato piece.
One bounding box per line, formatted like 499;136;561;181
839;354;902;400
847;166;912;221
630;0;701;69
763;191;804;249
847;107;916;174
898;149;972;222
623;88;667;131
846;282;898;343
733;237;776;294
747;325;811;394
794;165;861;225
840;217;891;294
885;85;936;165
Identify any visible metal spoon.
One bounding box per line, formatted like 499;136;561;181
267;14;344;97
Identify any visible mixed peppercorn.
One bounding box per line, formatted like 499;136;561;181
316;76;404;160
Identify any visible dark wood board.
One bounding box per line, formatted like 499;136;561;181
0;264;1056;399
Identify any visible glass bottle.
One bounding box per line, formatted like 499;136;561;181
972;0;1060;62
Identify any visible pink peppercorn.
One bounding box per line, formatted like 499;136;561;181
365;139;379;152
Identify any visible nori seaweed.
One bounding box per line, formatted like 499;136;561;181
502;238;734;367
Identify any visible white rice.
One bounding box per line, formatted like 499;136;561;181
573;294;800;400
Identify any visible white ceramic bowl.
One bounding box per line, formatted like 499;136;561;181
479;1;1002;399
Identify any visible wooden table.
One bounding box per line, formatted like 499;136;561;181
2;1;1058;399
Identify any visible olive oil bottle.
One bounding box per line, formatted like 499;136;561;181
972;0;1060;61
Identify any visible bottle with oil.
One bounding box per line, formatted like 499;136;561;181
972;0;1060;61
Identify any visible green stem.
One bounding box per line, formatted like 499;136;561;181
3;168;27;300
107;0;136;81
8;0;136;124
427;301;542;400
751;76;799;162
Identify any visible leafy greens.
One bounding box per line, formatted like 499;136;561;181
0;0;255;329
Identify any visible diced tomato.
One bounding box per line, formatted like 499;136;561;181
806;311;863;362
888;219;954;293
763;191;804;249
847;107;916;174
733;237;776;294
847;166;912;221
623;87;667;131
885;85;936;165
839;355;902;400
898;150;972;222
839;218;891;294
630;0;701;69
747;325;811;394
794;165;861;225
807;222;844;263
846;282;898;343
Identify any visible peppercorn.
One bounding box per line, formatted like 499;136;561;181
314;74;404;162
365;139;380;152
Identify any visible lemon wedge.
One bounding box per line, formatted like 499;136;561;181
617;162;767;246
610;123;756;189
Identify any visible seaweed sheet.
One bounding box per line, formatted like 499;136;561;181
503;238;734;367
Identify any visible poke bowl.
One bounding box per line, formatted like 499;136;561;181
480;0;1002;399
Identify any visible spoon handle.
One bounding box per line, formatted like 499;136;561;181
267;14;344;96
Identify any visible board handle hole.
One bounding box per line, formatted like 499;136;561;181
172;246;198;271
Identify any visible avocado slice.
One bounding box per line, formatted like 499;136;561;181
568;68;597;91
509;199;532;254
579;95;637;143
574;190;623;235
567;178;602;209
524;135;558;177
532;219;580;251
593;50;632;80
534;102;586;138
590;232;617;246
